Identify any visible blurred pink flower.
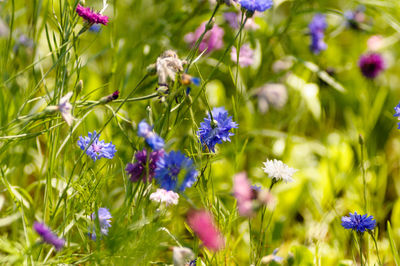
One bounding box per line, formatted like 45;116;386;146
367;35;383;51
224;12;259;30
187;210;225;251
184;22;224;53
231;44;254;67
233;172;254;216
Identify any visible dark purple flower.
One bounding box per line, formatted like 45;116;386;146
358;53;385;79
33;222;65;251
76;4;109;25
126;149;164;182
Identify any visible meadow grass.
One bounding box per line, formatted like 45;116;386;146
1;0;400;265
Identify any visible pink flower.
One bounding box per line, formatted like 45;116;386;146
231;44;254;67
187;210;225;251
233;172;254;216
184;22;224;53
367;35;383;51
76;4;109;25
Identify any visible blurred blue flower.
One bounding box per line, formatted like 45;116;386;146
197;107;238;152
89;24;102;33
239;0;273;12
155;151;198;192
394;102;400;129
77;131;116;161
341;212;376;233
309;14;327;54
138;120;165;151
90;208;112;240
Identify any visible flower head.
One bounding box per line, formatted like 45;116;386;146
262;159;297;183
138;120;165;151
173;247;195;266
33;222;65;251
341;212;376;233
149;188;179;206
197;107;238;153
184;22;224;53
309;14;327;54
256;83;288;114
77;131;116;161
90;208;112;240
239;0;273;13
155;151;198;192
126;149;164;182
76;4;109;25
58;92;74;126
231;44;254;67
358;53;385;79
233;172;255;216
187;210;225;251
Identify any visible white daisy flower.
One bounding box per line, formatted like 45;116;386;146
262;159;297;183
149;188;179;206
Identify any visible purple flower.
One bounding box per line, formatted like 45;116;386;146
393;102;400;129
155;151;198;192
309;14;327;54
77;131;117;161
230;44;254;67
239;0;273;13
90;208;112;240
138;120;165;151
33;222;65;251
126;149;164;182
184;22;224;54
76;4;109;25
197;107;238;153
358;53;385;79
341;212;376;234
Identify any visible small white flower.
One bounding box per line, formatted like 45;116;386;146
172;247;194;266
262;159;297;183
150;188;179;206
58;92;74;126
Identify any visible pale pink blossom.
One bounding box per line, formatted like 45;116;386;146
367;35;383;51
230;44;254;67
233;172;254;216
184;22;224;53
187;210;225;251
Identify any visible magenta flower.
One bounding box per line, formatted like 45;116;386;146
184;22;224;53
187;210;225;251
358;53;385;79
76;4;109;25
231;44;254;67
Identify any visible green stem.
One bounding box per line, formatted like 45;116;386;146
359;234;364;266
370;232;382;266
359;134;367;212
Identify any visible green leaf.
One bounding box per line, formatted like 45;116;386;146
387;221;400;266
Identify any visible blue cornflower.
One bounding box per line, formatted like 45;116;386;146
197;107;238;153
138;120;164;151
239;0;273;13
309;14;327;54
89;24;101;33
341;212;376;234
90;208;112;240
394;102;400;129
77;131;116;161
155;151;198;192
